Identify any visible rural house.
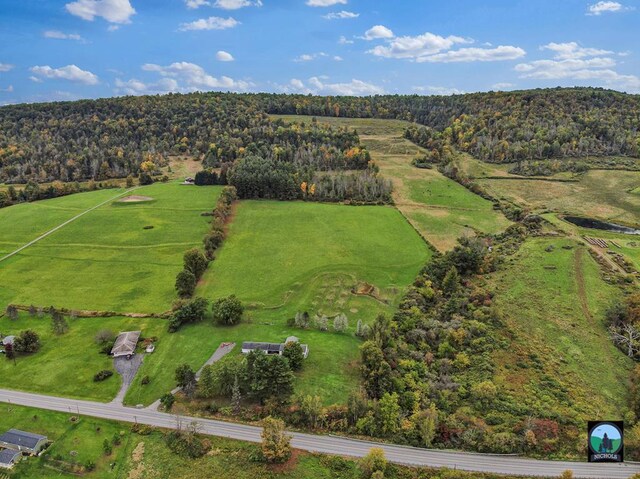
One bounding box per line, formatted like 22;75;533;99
0;449;21;469
0;429;48;455
241;336;309;358
110;331;141;358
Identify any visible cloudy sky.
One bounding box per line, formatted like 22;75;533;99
0;0;638;104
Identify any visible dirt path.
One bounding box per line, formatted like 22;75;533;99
0;186;139;264
573;247;593;323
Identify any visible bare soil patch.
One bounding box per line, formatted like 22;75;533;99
118;195;154;203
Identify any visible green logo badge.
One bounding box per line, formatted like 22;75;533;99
588;421;623;462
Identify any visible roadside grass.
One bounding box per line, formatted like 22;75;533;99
489;237;632;421
0;182;221;313
270;115;511;251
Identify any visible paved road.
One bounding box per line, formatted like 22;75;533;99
0;187;139;264
0;389;638;478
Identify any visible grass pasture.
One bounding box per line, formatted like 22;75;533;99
271;115;512;250
0;182;221;313
489;237;632;421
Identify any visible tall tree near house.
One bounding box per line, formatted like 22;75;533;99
175;364;197;398
175;269;196;298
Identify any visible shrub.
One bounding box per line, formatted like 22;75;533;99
13;330;41;353
175;269;196;298
141;375;150;385
261;416;291;463
165;430;207;459
359;448;387;478
183;249;208;281
93;370;114;382
282;341;304;371
212;295;243;326
160;393;175;411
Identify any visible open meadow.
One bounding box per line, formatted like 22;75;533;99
271;115;512;250
0;182;221;313
489;237;632;422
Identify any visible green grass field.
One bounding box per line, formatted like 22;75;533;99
489;237;632;421
190;200;430;405
271;115;511;251
0;182;221;313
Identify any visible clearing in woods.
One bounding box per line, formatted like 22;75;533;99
271;115;512;251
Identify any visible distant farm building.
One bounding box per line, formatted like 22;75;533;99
241;336;309;358
110;331;141;358
0;429;48;455
0;449;21;469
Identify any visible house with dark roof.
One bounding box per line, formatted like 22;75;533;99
111;331;141;358
0;429;48;455
241;336;309;358
0;449;21;469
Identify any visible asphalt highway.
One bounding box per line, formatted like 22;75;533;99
0;389;638;478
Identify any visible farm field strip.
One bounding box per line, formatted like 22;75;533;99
271;115;512;250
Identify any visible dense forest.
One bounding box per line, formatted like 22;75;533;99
1;88;639;187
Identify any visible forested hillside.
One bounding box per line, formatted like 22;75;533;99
1;88;639;185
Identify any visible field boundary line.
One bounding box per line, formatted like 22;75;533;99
0;187;139;264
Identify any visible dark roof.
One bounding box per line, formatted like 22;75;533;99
111;331;141;357
0;449;20;465
0;429;47;449
242;342;283;353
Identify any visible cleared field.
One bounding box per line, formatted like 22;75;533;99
271;115;512;251
459;153;640;226
192;200;431;404
489;237;632;421
0;182;221;313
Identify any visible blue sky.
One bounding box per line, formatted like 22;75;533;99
0;0;638;104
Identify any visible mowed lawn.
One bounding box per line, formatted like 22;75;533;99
0;182;221;313
271;115;512;250
490;237;632;421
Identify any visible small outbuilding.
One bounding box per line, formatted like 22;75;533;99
0;449;21;469
0;429;48;455
110;331;141;358
1;336;15;347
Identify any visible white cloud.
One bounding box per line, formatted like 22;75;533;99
179;16;239;31
515;41;640;93
43;30;83;41
216;50;234;61
0;85;13;93
140;61;251;91
0;63;14;72
115;77;180;95
214;0;262;8
368;32;469;59
413;86;464;95
541;42;612;59
186;0;209;8
282;76;383;96
30;65;99;85
587;1;633;15
418;45;526;63
65;0;135;24
293;52;328;62
29;76;43;83
363;25;394;40
338;35;354;45
323;10;359;19
306;0;347;6
107;24;120;31
333;56;343;61
491;82;515;90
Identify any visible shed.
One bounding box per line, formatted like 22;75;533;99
0;449;21;469
110;331;141;358
241;342;283;355
0;429;48;455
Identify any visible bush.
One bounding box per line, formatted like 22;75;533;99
93;370;114;382
212;295;243;326
165;430;207;459
261;416;291;463
141;375;150;385
169;297;209;332
359;448;387;478
183;249;208;281
175;269;196;298
282;341;304;371
160;393;175;411
13;330;41;353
